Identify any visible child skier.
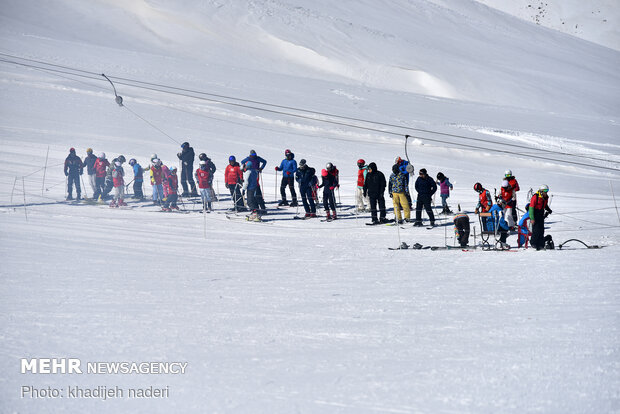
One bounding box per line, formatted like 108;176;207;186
242;161;265;221
162;166;179;211
110;161;126;207
149;159;164;205
436;172;453;214
128;158;144;200
356;159;369;212
93;152;109;202
453;213;470;247
195;160;213;212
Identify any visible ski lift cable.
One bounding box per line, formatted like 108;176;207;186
1;54;619;173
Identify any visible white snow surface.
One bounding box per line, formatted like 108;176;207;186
1;1;619;413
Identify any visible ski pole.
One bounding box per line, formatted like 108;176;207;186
274;170;278;202
81;174;88;198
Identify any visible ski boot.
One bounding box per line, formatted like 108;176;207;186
331;210;337;220
66;195;73;201
109;200;117;208
162;207;171;212
325;211;332;221
310;212;317;218
172;205;180;211
278;200;289;206
118;199;127;206
289;199;298;207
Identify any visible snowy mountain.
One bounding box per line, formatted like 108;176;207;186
1;1;619;413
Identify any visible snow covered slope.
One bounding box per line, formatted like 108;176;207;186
1;1;619;413
474;0;620;51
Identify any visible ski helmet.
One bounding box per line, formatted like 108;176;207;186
357;159;365;167
129;158;136;166
473;182;483;192
181;142;189;149
326;162;333;171
150;153;158;161
250;150;257;156
99;152;106;159
69;147;76;153
229;155;236;162
539;184;549;193
118;155;126;163
505;169;512;177
299;159;307;168
502;179;510;188
436;172;445;180
284;149;291;155
86;148;93;154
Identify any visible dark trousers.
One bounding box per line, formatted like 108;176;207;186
280;176;297;201
454;215;470;247
369;195;386;222
67;174;81;197
415;194;435;224
163;193;178;208
531;210;546;249
323;188;336;211
229;184;244;210
181;164;196;194
247;187;264;211
133;180;144;199
93;176;105;199
300;186;316;213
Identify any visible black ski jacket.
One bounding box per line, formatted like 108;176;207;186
363;164;386;198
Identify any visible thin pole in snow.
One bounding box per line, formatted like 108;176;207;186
22;177;28;221
203;198;207;239
42;146;49;196
610;180;620;226
274;170;278;202
10;177;17;207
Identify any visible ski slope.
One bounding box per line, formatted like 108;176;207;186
1;1;619;413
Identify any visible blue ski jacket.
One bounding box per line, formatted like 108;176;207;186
277;157;297;177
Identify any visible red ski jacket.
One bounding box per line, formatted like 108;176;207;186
224;164;242;186
195;168;211;189
94;158;110;178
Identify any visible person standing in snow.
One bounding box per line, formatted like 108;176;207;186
453;213;470;247
363;162;387;224
178;142;198;197
474;182;493;213
240;150;267;212
356;159;370;212
394;156;413;208
110;160;126;207
275;149;298;207
149;158;165;205
128;158;144;200
529;185;553;250
242;160;265;220
295;159;317;218
83;148;97;196
93;152;109;201
436;172;453;214
319;162;339;220
198;153;217;201
388;164;410;224
196;160;214;212
486;198;510;248
224;155;244;211
414;168;436;227
162;166;180;211
501;169;520;228
63;147;83;201
517;203;532;248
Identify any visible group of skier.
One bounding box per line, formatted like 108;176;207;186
64;143;553;249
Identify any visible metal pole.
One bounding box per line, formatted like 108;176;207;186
22;177;28;221
610;180;620;226
42;145;49;196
